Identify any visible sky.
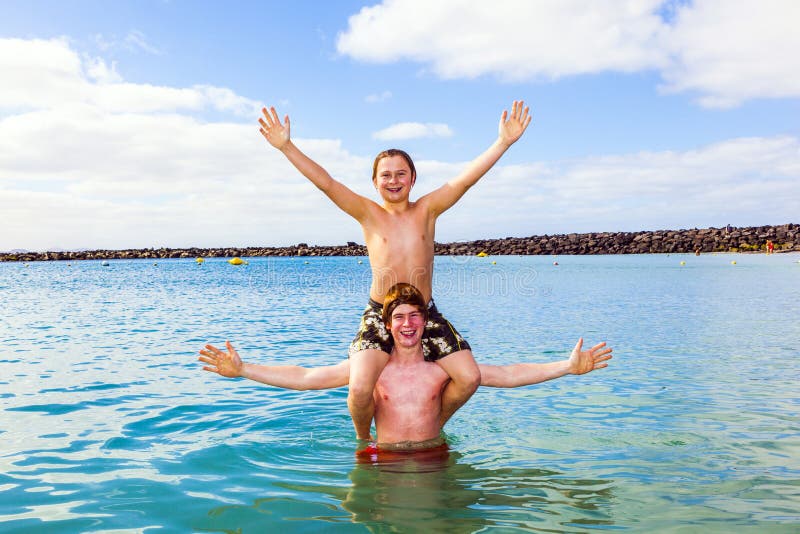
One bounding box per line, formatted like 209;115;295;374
0;0;798;251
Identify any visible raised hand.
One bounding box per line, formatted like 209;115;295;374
498;100;532;147
568;338;613;375
258;106;291;150
198;341;244;378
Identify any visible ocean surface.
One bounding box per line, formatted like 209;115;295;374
1;253;798;533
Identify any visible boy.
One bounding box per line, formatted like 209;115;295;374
259;101;532;440
199;283;613;451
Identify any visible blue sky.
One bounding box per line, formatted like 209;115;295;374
1;0;798;251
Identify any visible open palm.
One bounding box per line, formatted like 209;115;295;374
198;341;243;378
258;106;291;150
499;100;532;145
569;338;613;375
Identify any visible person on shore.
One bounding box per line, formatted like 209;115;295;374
766;240;775;254
258;101;532;440
198;283;613;453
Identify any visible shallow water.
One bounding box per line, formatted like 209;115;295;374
1;253;798;532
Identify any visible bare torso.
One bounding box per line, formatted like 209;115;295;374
372;355;449;446
363;200;436;303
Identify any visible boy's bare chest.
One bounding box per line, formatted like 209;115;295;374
375;363;448;406
364;209;435;253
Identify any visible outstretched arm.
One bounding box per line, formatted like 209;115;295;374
421;100;532;216
259;106;373;221
480;338;612;388
199;341;350;390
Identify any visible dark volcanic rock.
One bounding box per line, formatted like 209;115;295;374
2;224;798;262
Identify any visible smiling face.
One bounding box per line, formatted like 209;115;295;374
373;153;416;203
387;303;426;348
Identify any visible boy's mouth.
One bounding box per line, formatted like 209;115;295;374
399;328;417;338
386;186;402;193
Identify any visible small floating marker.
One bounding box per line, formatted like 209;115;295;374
476;251;488;257
153;262;158;266
196;257;205;264
491;261;497;265
357;260;363;264
680;261;686;266
731;260;737;265
228;257;244;265
304;260;309;265
553;261;559;266
101;260;110;266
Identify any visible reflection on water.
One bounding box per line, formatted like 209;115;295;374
259;450;616;532
1;255;799;532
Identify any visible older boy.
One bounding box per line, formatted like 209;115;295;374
259;101;531;440
199;283;612;451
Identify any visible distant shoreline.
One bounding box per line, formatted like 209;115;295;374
2;224;797;262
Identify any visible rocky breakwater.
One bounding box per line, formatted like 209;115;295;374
1;225;797;262
0;242;369;263
435;224;799;256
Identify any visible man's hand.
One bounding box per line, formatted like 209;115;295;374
199;341;244;378
568;338;613;375
498;100;532;147
258;106;291;150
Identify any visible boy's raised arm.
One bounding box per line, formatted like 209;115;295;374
199;341;350;390
421;100;532;216
259;106;373;221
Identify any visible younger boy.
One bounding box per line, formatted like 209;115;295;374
259;101;531;439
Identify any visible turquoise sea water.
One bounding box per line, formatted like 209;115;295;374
1;253;799;532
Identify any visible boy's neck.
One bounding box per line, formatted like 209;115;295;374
381;197;413;213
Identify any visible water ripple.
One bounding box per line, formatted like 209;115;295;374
1;255;798;531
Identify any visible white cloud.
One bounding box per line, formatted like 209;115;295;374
659;0;800;107
85;56;123;84
365;90;392;103
372;122;453;140
0;37;797;252
437;135;800;239
92;30;162;55
338;0;668;80
0;38;370;251
124;30;162;55
337;0;800;107
0;37;260;116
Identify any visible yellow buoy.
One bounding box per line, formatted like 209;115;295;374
476;251;488;257
196;257;204;264
228;257;244;265
491;261;497;265
680;261;686;266
731;260;737;265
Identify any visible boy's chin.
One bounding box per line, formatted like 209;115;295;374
396;335;420;347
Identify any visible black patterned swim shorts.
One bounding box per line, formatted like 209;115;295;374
348;299;471;362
